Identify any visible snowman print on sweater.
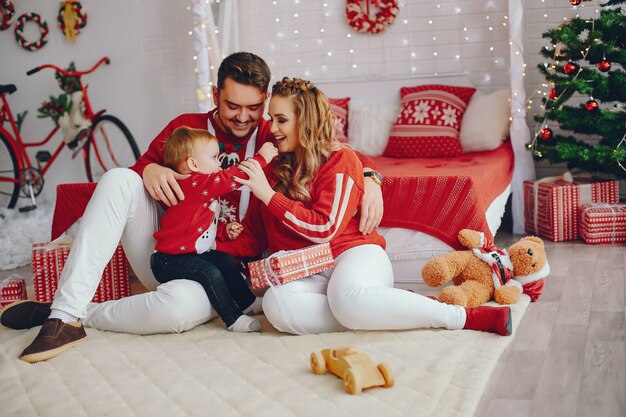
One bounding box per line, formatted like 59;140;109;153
194;199;220;254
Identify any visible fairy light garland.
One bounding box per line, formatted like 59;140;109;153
190;0;511;84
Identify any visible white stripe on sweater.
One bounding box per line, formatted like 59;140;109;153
283;173;354;243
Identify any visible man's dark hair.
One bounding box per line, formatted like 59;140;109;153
217;52;271;93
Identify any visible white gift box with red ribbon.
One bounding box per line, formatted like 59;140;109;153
0;276;27;307
524;172;619;242
580;203;626;245
248;243;335;289
32;235;131;303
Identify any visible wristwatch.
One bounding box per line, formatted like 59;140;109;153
364;170;383;185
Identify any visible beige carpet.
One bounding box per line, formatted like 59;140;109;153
0;296;529;417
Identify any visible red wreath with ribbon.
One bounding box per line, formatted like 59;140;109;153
346;0;399;35
57;1;88;43
14;13;49;51
0;0;15;31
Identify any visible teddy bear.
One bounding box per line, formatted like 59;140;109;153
421;229;550;307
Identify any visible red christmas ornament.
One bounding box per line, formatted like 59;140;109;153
570;0;582;5
563;62;578;74
585;99;599;111
597;60;611;72
540;127;553;141
549;88;557;100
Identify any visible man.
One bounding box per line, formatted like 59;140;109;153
0;52;384;363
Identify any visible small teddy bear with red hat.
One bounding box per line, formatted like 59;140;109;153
421;229;550;307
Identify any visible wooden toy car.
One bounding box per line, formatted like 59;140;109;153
310;346;394;394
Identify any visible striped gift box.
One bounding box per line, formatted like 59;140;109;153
0;276;27;307
248;243;335;289
32;239;130;303
524;179;619;242
580;203;626;245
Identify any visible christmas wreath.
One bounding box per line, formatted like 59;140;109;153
0;0;15;31
14;13;49;51
57;1;87;43
346;0;399;35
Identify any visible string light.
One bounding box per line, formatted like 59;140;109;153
193;1;514;86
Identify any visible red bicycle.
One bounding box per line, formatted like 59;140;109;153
0;57;140;211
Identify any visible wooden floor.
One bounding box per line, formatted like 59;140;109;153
2;232;624;416
475;231;626;417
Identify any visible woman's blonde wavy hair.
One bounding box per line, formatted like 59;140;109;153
271;77;341;203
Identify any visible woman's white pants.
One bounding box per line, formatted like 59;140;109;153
51;168;216;334
262;244;467;335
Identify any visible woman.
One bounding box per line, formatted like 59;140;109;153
217;77;512;336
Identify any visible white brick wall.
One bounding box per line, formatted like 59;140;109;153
237;0;511;92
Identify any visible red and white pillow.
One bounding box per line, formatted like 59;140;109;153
329;97;350;143
383;84;476;158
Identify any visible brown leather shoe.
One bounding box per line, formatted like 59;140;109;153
0;300;52;330
19;319;87;363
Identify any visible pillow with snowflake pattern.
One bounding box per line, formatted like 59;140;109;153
329;97;350;143
383;84;476;158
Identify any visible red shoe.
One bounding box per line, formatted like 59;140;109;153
464;306;512;336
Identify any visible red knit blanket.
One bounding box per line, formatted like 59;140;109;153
376;141;514;249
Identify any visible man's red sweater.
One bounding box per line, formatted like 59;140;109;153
130;108;378;226
130;108;274;222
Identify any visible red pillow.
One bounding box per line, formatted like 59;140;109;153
329;97;350;143
383;85;476;158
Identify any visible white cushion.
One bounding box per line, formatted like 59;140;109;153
459;88;510;153
348;100;400;156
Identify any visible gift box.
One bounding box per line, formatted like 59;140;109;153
524;177;619;241
248;243;335;289
0;276;27;307
580;203;626;245
32;236;131;303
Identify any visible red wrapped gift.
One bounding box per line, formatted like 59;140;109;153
0;276;27;307
248;243;335;289
524;174;619;241
580;203;626;245
32;236;131;303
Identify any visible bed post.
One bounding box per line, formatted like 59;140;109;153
508;0;536;235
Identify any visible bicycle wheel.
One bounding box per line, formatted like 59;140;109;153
0;132;20;209
85;114;140;182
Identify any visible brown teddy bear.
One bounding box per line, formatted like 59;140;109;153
421;229;550;307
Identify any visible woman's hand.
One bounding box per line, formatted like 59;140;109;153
234;159;275;205
143;163;189;206
359;174;384;234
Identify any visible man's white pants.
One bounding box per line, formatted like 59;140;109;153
262;245;467;335
51;168;216;334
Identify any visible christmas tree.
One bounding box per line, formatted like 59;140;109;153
530;0;626;179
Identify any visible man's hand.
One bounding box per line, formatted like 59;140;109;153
143;163;189;207
226;222;244;240
360;173;384;234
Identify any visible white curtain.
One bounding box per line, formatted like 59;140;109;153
508;0;536;234
192;0;240;112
